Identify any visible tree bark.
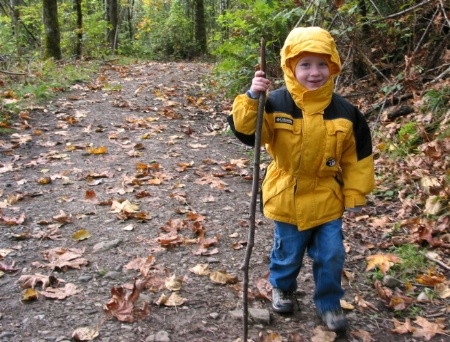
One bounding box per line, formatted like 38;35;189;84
42;0;62;60
194;0;207;54
74;0;83;59
107;0;119;53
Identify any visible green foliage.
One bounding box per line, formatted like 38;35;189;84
387;244;428;282
1;59;99;117
211;0;296;97
422;87;450;117
134;0;196;60
397;121;421;154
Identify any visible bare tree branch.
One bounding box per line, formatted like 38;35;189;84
378;0;435;20
440;0;450;27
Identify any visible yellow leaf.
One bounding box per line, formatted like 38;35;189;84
366;254;402;274
72;229;92;241
209;271;238;285
37;176;52;184
87;146;107;154
22;288;39;301
340;299;354;310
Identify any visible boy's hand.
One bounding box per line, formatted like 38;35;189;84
249;70;270;96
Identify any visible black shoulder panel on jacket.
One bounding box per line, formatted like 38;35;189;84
265;88;303;118
325;94;372;161
226;114;255;147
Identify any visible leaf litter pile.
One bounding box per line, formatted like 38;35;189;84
0;62;449;342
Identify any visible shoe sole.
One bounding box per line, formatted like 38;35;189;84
272;304;294;314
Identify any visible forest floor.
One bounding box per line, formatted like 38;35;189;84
0;62;449;342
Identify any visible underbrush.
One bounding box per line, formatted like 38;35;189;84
0;57;101;132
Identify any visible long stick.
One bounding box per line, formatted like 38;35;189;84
241;37;266;342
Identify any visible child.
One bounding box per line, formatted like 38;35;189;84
227;27;374;333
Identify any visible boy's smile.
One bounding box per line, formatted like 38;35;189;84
294;54;330;90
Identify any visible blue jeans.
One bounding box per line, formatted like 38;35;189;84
269;219;345;314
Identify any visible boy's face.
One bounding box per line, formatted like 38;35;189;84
294;54;330;90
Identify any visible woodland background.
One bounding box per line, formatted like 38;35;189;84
0;0;449;341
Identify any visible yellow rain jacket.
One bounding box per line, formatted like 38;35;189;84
228;27;375;230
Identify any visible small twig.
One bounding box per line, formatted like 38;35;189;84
423;253;450;271
367;0;383;17
378;0;435;20
0;70;27;76
294;0;315;27
432;66;450;83
361;52;391;83
440;0;450;27
413;7;439;54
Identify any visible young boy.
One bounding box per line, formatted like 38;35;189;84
227;27;374;333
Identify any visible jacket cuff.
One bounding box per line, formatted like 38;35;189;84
344;195;367;208
246;90;259;99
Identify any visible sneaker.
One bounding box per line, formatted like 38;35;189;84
320;310;348;332
271;288;294;314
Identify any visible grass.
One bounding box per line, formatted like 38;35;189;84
0;58;101;125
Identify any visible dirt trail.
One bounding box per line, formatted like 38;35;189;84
0;62;447;342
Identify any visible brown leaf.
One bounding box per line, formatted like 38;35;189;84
103;278;150;322
84;190;99;204
72;326;99;341
40;283;82;299
0;212;26;225
0;261;19;273
351;329;374;342
412;316;447;341
391;317;415;334
17;274;61;289
34;247;88;271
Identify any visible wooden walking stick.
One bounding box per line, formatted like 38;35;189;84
241;37;266;342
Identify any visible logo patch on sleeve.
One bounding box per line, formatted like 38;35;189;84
275;117;293;125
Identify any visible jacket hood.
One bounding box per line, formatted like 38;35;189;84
280;27;341;113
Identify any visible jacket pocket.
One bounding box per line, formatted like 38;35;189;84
319;121;348;176
262;165;296;218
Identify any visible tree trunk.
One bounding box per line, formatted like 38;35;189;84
42;0;62;60
107;0;119;53
74;0;83;59
194;0;207;54
126;0;134;41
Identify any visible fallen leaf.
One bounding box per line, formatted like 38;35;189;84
72;229;92;241
155;292;187;307
22;288;39;301
40;283;82;299
84;190;99;204
72;326;99;341
366;254;402;274
103;278;150;322
86;146;107;154
351;329;374;342
165;275;183;291
412;316;447;341
189;264;210;276
210;271;238;285
311;326;336;342
17;274;61;289
435;283;450;299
